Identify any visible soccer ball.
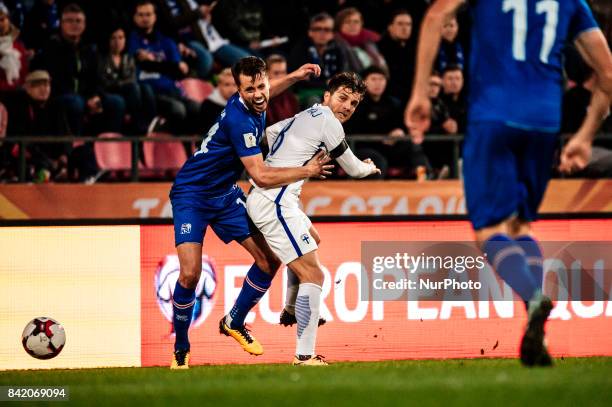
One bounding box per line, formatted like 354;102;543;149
21;317;66;360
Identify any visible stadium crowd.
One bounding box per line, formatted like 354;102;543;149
0;0;610;183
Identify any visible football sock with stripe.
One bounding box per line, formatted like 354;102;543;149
173;281;196;351
295;283;322;357
483;234;538;309
515;235;544;291
284;268;300;314
228;264;273;329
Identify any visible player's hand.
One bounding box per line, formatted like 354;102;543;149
405;94;431;140
305;150;334;179
559;136;592;174
291;64;321;82
363;158;381;176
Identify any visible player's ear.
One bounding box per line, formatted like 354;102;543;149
323;91;331;104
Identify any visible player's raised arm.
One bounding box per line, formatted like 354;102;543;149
269;63;321;98
241;151;333;189
405;0;464;137
334;141;380;178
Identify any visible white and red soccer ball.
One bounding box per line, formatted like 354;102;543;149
21;317;66;359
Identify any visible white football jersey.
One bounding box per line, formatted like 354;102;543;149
249;104;345;207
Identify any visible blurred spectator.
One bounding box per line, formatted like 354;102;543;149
199;67;236;131
4;70;69;182
440;65;466;133
22;0;60;52
0;3;28;95
265;54;298;126
436;15;464;73
33;3;125;136
98;27;156;135
156;0;250;76
4;0;24;30
345;66;429;179
212;0;263;50
128;0;200;134
288;12;354;106
335;7;386;70
377;8;414;106
428;73;457;135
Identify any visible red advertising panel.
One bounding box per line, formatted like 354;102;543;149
140;220;612;366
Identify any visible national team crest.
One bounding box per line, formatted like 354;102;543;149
180;223;191;234
301;234;311;245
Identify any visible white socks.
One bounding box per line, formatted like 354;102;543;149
295;282;322;356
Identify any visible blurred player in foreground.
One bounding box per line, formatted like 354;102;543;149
406;0;612;366
244;72;379;365
169;57;329;369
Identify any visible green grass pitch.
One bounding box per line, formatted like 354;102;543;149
1;358;611;406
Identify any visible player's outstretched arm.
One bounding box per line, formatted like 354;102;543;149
559;86;611;174
575;29;612;98
241;150;333;189
335;145;380;179
269;64;321;98
405;0;464;138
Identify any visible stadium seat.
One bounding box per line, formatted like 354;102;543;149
180;78;214;103
143;132;188;173
94;132;134;171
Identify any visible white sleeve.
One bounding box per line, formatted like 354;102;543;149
265;117;294;148
321;115;346;152
336;147;377;178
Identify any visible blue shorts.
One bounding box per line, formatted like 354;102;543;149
463;122;559;230
171;185;255;246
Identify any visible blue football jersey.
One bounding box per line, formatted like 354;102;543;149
467;0;599;132
171;93;265;197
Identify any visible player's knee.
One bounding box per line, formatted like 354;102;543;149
179;261;201;289
303;265;324;286
255;253;281;276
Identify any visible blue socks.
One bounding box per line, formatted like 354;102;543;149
228;264;273;329
173;281;195;351
483;234;538;307
515;235;544;290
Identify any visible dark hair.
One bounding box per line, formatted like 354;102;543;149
134;0;156;12
361;65;388;80
266;54;286;68
232;56;267;86
326;72;366;98
310;12;334;28
442;64;463;75
61;3;84;17
388;9;411;25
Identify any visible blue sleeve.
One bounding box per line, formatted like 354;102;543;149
226;116;262;158
162;37;181;64
569;0;599;40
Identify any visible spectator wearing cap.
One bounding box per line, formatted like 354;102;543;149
377;9;415;106
265;54;299;126
198;67;236;132
4;70;70;182
345;66;430;179
0;2;28;96
32;3;126;136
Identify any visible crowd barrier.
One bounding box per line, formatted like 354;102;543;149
1;218;611;370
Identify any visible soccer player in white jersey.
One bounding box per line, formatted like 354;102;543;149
246;72;380;365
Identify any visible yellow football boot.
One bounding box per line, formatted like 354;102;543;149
292;355;329;366
170;349;190;370
219;316;263;356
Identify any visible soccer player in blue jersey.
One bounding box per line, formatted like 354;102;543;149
406;0;612;366
169;56;329;369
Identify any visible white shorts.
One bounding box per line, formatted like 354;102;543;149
246;189;317;265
